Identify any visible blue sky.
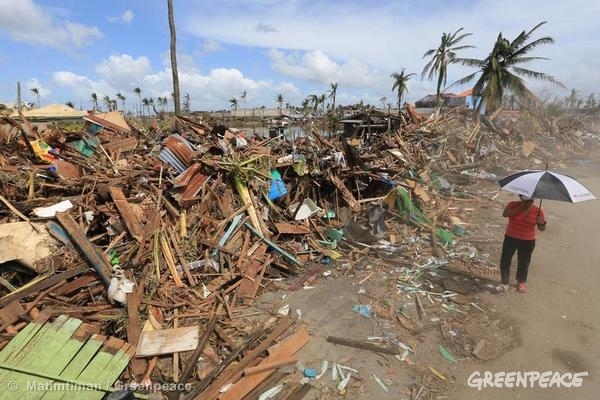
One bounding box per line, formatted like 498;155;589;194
1;0;598;112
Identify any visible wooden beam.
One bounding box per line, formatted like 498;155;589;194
243;356;297;376
55;212;112;286
326;336;399;355
0;265;88;308
108;187;143;242
219;327;310;400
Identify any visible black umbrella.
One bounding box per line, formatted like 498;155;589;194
498;170;596;203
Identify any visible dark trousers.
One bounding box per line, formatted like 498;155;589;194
500;235;536;284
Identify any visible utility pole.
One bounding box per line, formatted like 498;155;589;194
16;82;22;111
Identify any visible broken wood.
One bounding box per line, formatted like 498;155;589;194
326;335;400;355
243;356;297;376
136;326;200;357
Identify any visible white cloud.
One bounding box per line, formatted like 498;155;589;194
0;0;102;50
95;54;152;89
269;49;382;88
181;0;600;104
108;9;134;24
195;39;222;56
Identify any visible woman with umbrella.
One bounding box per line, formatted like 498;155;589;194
497;194;546;293
497;168;595;293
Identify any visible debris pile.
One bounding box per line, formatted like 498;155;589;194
1;105;599;399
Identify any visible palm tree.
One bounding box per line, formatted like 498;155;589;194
102;95;112;111
141;98;150;116
241;90;247;117
319;94;326;114
328;82;339;111
183;93;191;114
275;93;284;115
390;68;416;110
167;0;181;115
116;92;126;112
422;28;474;102
90;92;99;111
452;21;564;115
308;94;319;114
157;96;168;113
301;98;310;115
230;97;239;119
585;94;597;109
133;87;142;116
30;88;40;108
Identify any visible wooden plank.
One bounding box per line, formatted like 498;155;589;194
190;317;293;400
72;337;132;400
282;383;312;400
0;315;78;397
0;301;24;326
136;326;199;357
328;171;361;211
160;233;185;288
108;187;143;242
52;274;98;296
56;334;105;381
237;244;267;299
38;324;100;400
0;311;51;364
0;266;89;308
55;212;111;287
126;276;145;378
243;356;297;376
326;336;400;355
218;326;311;400
274;222;311;235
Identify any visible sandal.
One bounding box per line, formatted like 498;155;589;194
517;282;527;293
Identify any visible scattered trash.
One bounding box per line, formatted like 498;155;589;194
353;304;372;318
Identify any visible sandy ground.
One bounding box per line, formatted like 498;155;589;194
251;157;599;399
448;160;600;399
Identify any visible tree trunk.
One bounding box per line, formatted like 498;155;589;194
168;0;181;116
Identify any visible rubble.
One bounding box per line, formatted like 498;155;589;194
1;105;599;399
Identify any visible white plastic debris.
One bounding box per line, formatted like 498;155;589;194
372;373;389;392
331;362;338;381
107;265;135;305
258;384;284;400
337;372;351;391
315;360;328;380
32;199;74;218
83;210;95;224
278;304;290;316
201;283;211;299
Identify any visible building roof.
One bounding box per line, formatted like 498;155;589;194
84;111;131;133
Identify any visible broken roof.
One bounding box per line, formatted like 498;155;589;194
84;110;131;134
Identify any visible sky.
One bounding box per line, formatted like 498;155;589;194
0;0;598;112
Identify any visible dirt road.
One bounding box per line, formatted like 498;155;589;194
254;159;599;400
449;161;600;399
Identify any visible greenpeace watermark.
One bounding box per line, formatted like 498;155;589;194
4;380;102;392
113;380;193;392
468;371;588;389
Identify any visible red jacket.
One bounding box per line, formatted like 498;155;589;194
505;201;545;240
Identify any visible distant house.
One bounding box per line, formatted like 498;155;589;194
415;89;474;109
340;110;401;139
